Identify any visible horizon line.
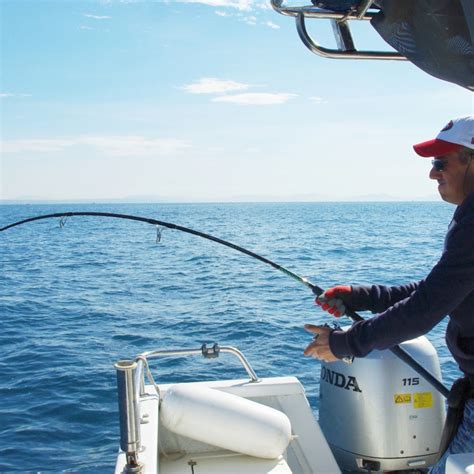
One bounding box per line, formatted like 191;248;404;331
0;197;442;205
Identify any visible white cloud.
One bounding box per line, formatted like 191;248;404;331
180;78;297;106
181;77;251;94
174;0;273;27
80;25;94;30
2;139;76;153
310;96;326;104
174;0;270;10
264;21;279;29
212;92;297;105
177;0;272;12
2;135;190;156
255;1;271;9
177;0;253;11
0;92;31;98
84;14;112;19
242;15;257;25
80;135;190;156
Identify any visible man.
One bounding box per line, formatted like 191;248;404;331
304;116;474;473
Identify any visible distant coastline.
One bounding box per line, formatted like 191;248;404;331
0;194;441;205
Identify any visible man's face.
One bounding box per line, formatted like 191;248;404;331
429;151;474;205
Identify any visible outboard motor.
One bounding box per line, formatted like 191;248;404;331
319;335;446;472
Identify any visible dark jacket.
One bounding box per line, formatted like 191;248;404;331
330;192;474;384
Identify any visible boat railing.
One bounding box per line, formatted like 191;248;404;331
135;343;260;395
114;343;260;472
271;0;406;60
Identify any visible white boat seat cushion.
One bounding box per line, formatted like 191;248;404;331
160;384;292;459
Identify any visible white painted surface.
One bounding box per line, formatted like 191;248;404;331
160;384;292;459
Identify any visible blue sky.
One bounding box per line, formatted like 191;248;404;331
1;0;472;202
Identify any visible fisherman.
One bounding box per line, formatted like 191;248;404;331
304;116;474;473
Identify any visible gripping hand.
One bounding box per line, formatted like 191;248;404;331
316;285;352;317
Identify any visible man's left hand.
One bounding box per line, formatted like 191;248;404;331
303;324;339;362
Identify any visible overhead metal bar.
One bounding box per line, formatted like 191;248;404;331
356;0;375;19
271;0;406;60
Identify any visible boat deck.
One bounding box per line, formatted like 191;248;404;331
116;376;341;474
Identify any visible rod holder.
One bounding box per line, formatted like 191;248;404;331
115;360;142;472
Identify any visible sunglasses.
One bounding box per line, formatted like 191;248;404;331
431;158;446;172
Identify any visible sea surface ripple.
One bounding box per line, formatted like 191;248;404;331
0;202;462;471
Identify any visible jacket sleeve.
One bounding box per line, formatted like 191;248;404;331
351;282;420;313
330;214;474;358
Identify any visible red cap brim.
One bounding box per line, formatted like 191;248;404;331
413;139;463;157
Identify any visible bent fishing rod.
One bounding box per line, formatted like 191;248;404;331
0;211;449;398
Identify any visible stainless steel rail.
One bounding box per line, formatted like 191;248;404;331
115;343;260;471
271;0;406;60
271;0;376;19
137;344;260;395
115;360;143;473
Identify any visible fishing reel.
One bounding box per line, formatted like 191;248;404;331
323;322;354;365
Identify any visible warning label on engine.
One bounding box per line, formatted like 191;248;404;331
413;392;433;409
394;393;412;404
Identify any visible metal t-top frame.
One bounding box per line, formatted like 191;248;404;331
271;0;406;60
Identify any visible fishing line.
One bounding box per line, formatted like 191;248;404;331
0;211;449;397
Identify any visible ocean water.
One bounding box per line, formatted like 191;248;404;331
0;202;463;472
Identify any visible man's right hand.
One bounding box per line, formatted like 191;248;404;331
315;285;353;317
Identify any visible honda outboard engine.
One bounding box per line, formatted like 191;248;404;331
319;335;446;472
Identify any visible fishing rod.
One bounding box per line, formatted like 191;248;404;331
0;211;449;397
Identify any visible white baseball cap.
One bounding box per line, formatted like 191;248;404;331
413;116;474;157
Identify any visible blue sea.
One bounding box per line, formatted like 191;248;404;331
0;202;463;472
